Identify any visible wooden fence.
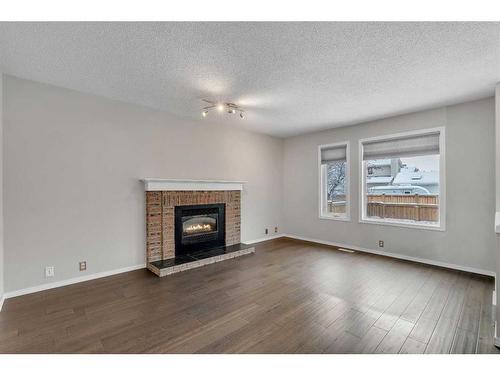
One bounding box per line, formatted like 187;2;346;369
367;194;438;222
328;200;347;214
327;194;439;222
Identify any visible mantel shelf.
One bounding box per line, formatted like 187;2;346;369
141;178;245;191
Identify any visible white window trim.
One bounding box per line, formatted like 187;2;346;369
358;127;446;232
318;141;351;221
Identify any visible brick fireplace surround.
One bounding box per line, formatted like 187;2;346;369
143;179;253;277
146;190;241;261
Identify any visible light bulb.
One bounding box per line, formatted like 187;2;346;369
202;110;208;118
229;108;236;114
217;104;225;112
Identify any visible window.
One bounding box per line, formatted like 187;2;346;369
319;142;349;220
359;128;445;230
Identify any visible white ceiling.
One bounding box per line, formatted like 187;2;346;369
1;22;499;137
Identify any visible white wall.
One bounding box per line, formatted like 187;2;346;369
3;76;283;293
283;98;496;273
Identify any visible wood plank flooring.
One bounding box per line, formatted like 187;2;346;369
0;238;498;354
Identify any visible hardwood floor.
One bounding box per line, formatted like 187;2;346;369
0;238;498;354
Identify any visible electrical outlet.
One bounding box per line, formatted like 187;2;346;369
45;266;55;278
79;261;87;271
274;226;278;233
379;240;384;248
265;228;269;235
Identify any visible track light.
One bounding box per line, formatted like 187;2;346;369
201;99;245;120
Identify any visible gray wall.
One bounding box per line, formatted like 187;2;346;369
0;73;4;302
497;84;500;213
283;98;496;272
3;76;283;292
3;75;497;296
495;83;500;342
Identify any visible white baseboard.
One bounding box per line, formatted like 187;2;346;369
2;234;285;300
243;234;285;244
3;264;146;299
282;233;496;278
0;294;4;312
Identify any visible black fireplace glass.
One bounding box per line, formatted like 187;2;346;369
174;203;225;256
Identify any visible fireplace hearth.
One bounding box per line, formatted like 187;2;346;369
175;203;225;256
143;179;254;277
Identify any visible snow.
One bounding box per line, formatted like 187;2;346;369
367;159;392;166
393;170;438;185
366;176;393;184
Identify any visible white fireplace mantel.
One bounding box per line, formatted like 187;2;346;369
141;178;245;192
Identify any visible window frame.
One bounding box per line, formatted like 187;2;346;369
358;127;446;231
318;141;351;222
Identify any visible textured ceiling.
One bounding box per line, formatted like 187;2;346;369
0;22;499;137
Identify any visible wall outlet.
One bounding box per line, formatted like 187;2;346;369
274;226;278;233
379;240;384;248
45;266;55;278
79;261;87;271
265;228;269;235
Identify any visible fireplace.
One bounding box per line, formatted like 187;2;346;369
143;180;251;277
174;203;225;256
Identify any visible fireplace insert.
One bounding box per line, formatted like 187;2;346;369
174;203;225;256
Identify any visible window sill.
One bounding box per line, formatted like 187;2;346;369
319;214;351;222
359;217;445;231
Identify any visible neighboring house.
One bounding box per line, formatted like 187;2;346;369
366;159;402;188
367;185;433;195
392;168;439;194
366;160;438;196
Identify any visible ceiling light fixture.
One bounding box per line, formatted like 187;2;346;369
201;99;245;120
